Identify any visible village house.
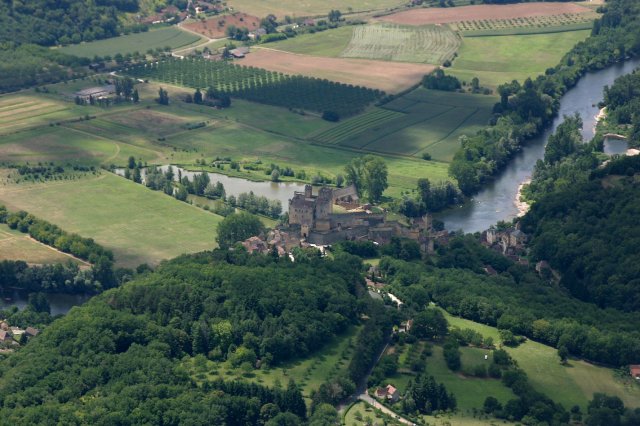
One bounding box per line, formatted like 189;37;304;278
0;330;12;343
484;226;527;255
25;327;40;337
248;28;267;40
375;384;400;402
630;365;640;379
399;319;413;333
241;236;269;255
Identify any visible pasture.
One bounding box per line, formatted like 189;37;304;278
0;224;84;265
182;13;261;39
0;172;223;268
226;0;405;18
313;89;496;161
261;25;354;57
378;2;594;26
58;27;202;58
341;23;460;64
442;310;640;410
243;49;436;93
448;30;591;87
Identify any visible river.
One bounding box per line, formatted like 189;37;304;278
438;58;640;233
115;165;308;206
0;290;92;316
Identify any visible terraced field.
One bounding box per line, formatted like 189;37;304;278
341;23;460;64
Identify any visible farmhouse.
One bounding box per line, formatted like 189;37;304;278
0;330;11;342
230;47;250;58
375;384;400;402
248;28;267;40
74;85;115;102
630;365;640;379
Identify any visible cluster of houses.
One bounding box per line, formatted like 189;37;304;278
0;321;39;352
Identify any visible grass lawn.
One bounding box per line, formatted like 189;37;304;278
261;26;354;57
344;401;402;426
226;0;405;18
185;325;361;402
0;224;85;265
58;27;202;58
0;172;222;268
441;309;640;410
449;30;590;88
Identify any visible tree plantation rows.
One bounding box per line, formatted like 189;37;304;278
123;58;384;118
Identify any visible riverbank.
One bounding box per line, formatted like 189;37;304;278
515;179;531;217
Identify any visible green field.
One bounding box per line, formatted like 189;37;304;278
227;0;405;17
313;88;496;161
442;310;640;410
185;325;361;401
0;173;222;268
58;27;202;58
344;401;402;426
0;224;84;265
0;79;452;199
261;26;354;57
449;30;591;87
341;23;460;64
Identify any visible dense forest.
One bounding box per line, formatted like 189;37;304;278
377;235;640;367
602;69;640;143
449;0;640;195
0;250;371;423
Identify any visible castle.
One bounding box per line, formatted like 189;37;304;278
287;184;441;247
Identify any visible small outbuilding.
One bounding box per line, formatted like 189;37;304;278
630;365;640;379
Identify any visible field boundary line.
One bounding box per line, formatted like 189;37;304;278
26;236;91;266
410;107;482;156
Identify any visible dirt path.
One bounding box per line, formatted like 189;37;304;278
27;236;91;267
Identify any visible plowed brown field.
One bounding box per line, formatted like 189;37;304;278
241;48;436;93
379;2;592;25
182;13;260;39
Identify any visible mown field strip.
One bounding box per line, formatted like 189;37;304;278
340;23;460;64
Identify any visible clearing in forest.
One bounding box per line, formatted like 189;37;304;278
379;2;594;26
242;49;436;93
340;23;460;64
182;13;261;39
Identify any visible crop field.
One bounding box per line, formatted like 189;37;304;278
124;57;383;117
341;23;460;64
312;88;495;161
449;30;591;88
227;0;406;18
182;13;261;39
379;2;594;26
0;172;222;268
58;27;202;58
451;12;597;35
0;224;84;265
442;310;640;410
261;25;354;57
243;49;436;93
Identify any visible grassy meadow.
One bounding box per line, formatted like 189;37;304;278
0;172;222;268
227;0;405;18
442;310;640;410
0;224;85;265
261;26;354;57
449;30;591;87
58;27;201;58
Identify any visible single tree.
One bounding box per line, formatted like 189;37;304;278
216;212;265;249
